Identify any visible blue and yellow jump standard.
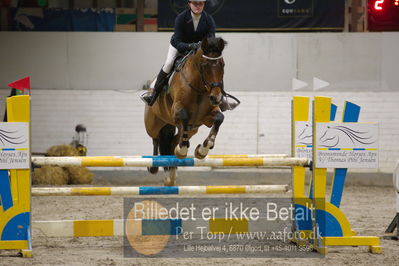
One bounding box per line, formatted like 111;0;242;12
0;95;32;257
292;96;381;254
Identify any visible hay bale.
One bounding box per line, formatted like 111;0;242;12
47;144;80;156
33;144;93;185
65;166;94;184
33;166;69;185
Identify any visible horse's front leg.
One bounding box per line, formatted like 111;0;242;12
195;111;224;159
147;138;159;174
174;108;190;158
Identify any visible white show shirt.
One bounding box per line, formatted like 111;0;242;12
191;11;201;31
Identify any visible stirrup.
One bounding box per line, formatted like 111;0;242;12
220;94;240;111
140;91;152;105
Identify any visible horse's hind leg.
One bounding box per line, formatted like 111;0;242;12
164;167;177;187
159;124;178;186
195;111;224;159
147;138;159;174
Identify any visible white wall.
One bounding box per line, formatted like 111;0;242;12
0;89;397;173
0;32;398;173
297;33;381;91
1;32;398;92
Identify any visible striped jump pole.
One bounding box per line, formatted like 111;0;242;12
32;184;289;196
32;156;310;168
202;154;288;158
33;217;276;238
113;154;289;158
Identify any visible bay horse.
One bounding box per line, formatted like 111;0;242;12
144;37;226;186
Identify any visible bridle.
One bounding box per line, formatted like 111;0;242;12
179;49;225;95
198;54;225;94
197;53;241;106
176;48;239;130
179;52;225;130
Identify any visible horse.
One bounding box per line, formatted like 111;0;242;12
144;37;227;186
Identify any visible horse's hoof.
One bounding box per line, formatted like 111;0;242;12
194;144;207;159
147;166;158;174
163;177;176;186
174;145;188;159
163;167;177;186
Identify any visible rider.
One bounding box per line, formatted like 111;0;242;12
142;0;216;106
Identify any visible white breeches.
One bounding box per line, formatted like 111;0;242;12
163;44;179;73
151;44;180;88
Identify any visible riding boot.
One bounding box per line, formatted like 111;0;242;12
142;69;168;106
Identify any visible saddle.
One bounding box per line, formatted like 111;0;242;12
164;51;193;89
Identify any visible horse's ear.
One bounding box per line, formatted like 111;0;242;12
201;38;209;52
218;38;226;51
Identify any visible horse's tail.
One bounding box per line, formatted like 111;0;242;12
159;124;176;171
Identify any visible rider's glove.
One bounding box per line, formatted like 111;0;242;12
188;42;201;50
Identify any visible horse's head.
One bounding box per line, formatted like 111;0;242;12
198;37;226;106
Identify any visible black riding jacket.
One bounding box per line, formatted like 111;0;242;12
170;8;216;54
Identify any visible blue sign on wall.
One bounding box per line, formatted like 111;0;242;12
10;8;115;31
